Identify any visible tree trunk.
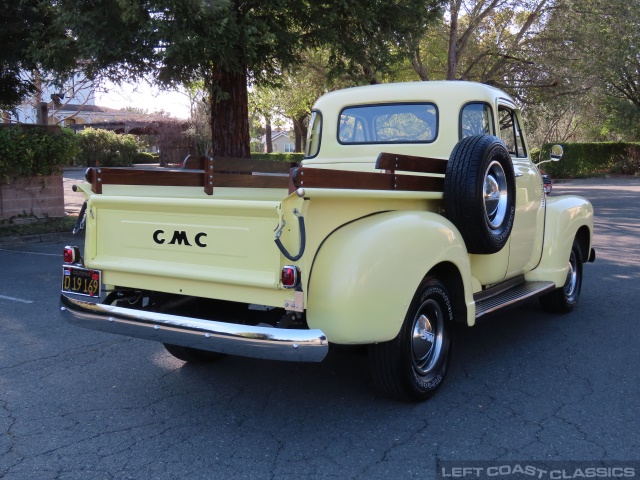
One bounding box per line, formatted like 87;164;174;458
209;66;251;158
293;120;301;153
292;115;308;153
446;0;461;80
265;116;273;153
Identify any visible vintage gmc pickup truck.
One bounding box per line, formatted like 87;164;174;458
60;81;595;401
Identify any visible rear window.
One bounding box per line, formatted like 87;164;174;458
338;103;438;144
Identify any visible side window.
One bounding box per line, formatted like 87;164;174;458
498;107;526;157
460;103;494;138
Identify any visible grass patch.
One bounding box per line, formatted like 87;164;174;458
0;216;77;238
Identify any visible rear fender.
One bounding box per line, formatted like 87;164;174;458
526;195;593;286
306;211;474;344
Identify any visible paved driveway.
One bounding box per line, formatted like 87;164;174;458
1;178;639;479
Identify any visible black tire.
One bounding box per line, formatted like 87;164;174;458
163;343;226;363
444;135;516;254
369;277;454;402
539;239;583;313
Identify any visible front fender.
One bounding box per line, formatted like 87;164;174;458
306;211;473;344
526;195;593;286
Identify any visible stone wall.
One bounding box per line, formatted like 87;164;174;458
0;175;65;221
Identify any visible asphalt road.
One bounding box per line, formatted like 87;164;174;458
1;178;639;479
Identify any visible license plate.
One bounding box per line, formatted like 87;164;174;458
62;266;102;297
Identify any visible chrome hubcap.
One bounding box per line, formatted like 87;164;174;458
483;161;508;229
411;299;443;375
564;251;578;299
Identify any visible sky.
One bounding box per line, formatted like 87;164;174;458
94;79;191;119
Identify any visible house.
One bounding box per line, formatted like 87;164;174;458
263;130;295;153
3;72;142;126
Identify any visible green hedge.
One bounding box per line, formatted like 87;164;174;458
539;142;640;178
132;152;159;164
250;152;304;163
0;125;79;182
75;128;143;167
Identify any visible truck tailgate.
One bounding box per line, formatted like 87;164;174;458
85;193;284;302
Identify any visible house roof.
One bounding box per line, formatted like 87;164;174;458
261;130;292;143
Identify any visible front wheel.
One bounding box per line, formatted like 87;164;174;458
369;278;454;402
539;239;583;313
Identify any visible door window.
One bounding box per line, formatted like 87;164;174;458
498;107;526;157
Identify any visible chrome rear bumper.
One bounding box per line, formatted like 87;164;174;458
60;294;328;362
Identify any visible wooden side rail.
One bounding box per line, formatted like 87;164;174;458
183;155;297;174
86;154;445;195
375;152;447;175
86;167;205;195
291;167;444;192
87;157;298;195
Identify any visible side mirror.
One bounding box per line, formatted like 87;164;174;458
550;144;563;161
536;144;563;167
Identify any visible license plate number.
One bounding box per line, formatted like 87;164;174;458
62;266;102;297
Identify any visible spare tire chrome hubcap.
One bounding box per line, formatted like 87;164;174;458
484;160;509;229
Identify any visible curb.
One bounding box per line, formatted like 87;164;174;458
0;232;83;248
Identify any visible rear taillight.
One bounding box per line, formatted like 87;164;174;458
281;266;300;289
63;246;82;264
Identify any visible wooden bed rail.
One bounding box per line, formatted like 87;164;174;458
86;157;298;195
86;152;446;195
290;152;446;193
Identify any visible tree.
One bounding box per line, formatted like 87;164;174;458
526;0;640;143
248;87;279;153
272;50;339;152
408;0;569;95
0;0;77;110
578;0;640;120
51;0;443;158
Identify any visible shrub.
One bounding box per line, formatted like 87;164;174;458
250;152;304;163
0;125;80;183
539;142;640;178
75;128;143;167
132;152;159;164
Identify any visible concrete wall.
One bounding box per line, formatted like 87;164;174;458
0;175;65;221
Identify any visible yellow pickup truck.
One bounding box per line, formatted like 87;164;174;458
60;81;594;402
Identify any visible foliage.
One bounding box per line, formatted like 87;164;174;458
44;0;446;158
250;153;304;163
316;1;444;85
521;0;640;145
540;142;640;177
405;0;566;90
132;152;158;164
0;0;78;109
0;126;79;182
182;83;213;158
75;128;143;167
0;215;76;236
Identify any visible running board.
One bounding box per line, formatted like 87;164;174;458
474;280;556;319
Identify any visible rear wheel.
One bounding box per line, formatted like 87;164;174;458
539;239;583;313
163;343;226;363
369;277;453;402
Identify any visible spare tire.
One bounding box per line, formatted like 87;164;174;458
444;135;515;254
